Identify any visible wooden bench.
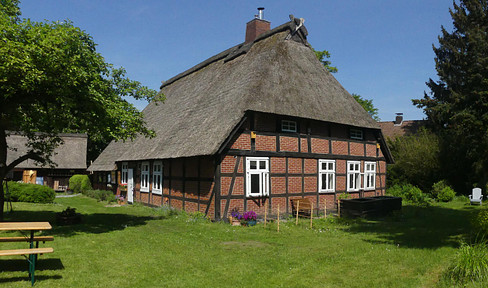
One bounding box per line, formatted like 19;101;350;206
0;247;54;257
290;198;313;217
0;247;54;286
0;236;54;243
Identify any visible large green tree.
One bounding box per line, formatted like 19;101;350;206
352;93;380;121
0;1;162;219
413;0;488;192
313;48;338;73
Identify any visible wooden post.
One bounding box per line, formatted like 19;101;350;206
264;203;267;228
277;204;280;233
324;199;327;219
310;202;313;229
296;200;300;225
337;199;341;218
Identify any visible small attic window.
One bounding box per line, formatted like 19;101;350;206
281;120;297;133
350;128;363;140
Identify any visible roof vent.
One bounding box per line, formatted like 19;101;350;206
394;113;403;126
245;8;270;43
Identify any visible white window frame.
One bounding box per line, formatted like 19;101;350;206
152;161;163;195
319;160;335;193
246;157;269;197
281;120;297;133
364;162;376;191
140;161;150;192
121;162;128;184
347;161;361;192
350;128;363;140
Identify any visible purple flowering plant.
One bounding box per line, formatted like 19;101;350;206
243;211;257;221
231;207;242;220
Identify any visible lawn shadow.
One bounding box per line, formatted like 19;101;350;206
0;275;63;285
342;203;481;249
0;258;64;272
4;210;160;237
0;259;63;285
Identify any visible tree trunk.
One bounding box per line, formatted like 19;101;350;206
0;179;4;221
0;128;7;222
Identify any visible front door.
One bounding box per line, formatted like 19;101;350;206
127;169;134;203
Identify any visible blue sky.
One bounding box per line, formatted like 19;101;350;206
19;0;454;121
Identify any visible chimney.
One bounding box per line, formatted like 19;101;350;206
245;7;270;43
394;113;403;126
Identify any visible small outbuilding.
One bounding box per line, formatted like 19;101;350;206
7;133;87;191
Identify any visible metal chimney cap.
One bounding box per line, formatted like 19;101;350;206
257;7;265;20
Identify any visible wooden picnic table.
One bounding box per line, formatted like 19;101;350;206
0;222;54;286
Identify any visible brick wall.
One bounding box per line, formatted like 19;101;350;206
280;136;299;152
256;135;276;151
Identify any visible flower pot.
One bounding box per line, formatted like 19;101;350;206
248;220;257;226
232;220;241;226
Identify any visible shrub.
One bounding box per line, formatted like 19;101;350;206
431;180;449;199
83;189;116;202
3;181;55;203
437;187;456;202
474;209;488;236
386;128;441;192
444;242;488;284
69;175;92;194
387;184;427;205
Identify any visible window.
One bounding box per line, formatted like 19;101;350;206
246;157;269;197
319;160;335;192
152;161;163;194
347;161;361;191
121;162;128;184
364;162;376;190
140;161;150;192
350;128;363;140
281;120;297;133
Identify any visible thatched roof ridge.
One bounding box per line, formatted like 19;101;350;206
7;133;87;169
89;17;383;167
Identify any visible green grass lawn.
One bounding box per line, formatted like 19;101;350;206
0;196;483;287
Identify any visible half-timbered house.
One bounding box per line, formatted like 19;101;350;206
89;12;393;219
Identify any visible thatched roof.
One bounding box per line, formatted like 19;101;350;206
86;140;124;172
7;133;87;169
89;18;383;169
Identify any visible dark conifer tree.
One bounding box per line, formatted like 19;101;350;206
413;0;488;192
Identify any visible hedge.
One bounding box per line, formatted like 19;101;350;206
3;181;55;203
69;175;92;194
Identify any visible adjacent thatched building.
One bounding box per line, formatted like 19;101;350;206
7;133;87;191
89;12;393;219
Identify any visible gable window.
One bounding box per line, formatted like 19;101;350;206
364;162;376;190
350;128;363;140
152;161;163;194
246;157;269;197
121;162;128;184
281;120;297;133
347;161;361;191
141;161;150;192
319;160;335;192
